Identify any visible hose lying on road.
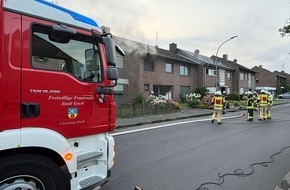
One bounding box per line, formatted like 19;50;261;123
194;145;290;190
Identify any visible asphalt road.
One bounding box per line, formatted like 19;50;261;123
102;104;290;190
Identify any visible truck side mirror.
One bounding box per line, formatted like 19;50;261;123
102;37;125;66
106;67;119;87
106;67;119;80
102;37;117;66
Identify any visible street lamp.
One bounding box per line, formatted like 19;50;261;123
214;35;238;91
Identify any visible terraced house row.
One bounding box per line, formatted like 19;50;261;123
102;27;290;104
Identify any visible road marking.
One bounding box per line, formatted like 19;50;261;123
111;113;244;136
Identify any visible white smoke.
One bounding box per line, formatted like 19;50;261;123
114;36;157;58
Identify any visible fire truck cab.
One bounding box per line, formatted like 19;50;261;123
0;0;121;189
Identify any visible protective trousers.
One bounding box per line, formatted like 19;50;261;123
259;105;267;120
267;105;272;119
247;108;254;121
211;109;222;124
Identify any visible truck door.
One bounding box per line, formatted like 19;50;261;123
21;18;111;138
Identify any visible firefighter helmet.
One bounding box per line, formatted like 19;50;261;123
215;91;222;96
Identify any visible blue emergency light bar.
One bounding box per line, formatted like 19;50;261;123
3;0;101;32
34;0;98;27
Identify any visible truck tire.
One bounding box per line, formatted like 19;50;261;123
0;154;68;190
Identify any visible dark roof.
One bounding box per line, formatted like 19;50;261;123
174;49;202;64
252;65;276;76
212;55;255;73
176;49;235;71
114;36;199;66
156;47;199;66
274;70;290;79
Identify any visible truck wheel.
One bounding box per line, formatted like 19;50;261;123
0;154;68;190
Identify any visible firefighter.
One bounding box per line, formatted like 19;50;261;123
252;91;259;111
240;92;249;110
211;91;225;124
257;90;268;120
222;91;228;108
267;92;273;119
246;91;255;121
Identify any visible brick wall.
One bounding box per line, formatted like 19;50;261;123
252;66;276;88
121;53;198;102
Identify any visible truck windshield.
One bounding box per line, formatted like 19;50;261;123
31;24;102;82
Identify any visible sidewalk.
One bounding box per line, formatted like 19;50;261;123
116;106;215;128
115;100;290;190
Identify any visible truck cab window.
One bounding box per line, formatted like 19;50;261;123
31;24;102;82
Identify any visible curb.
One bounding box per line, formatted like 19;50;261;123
116;113;212;128
115;108;239;129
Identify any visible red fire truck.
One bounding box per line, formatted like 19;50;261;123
0;0;123;189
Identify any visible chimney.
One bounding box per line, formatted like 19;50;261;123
223;54;228;60
194;49;200;56
259;65;262;68
169;43;177;53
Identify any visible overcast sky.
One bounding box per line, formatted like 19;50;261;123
57;0;290;73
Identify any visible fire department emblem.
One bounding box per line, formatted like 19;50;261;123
68;108;78;119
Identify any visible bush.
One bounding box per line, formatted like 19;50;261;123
187;98;201;108
185;93;201;108
132;92;146;105
226;92;240;101
179;93;186;103
201;94;214;108
168;99;181;109
194;87;209;99
197;103;208;109
146;94;180;110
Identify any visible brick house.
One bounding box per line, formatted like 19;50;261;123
169;43;237;94
114;37;199;104
169;43;256;95
212;54;256;95
113;36;258;103
274;70;290;94
251;65;277;95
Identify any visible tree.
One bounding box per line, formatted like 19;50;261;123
279;19;290;37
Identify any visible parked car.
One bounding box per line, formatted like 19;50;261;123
278;92;290;99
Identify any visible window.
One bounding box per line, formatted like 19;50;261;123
144;84;150;91
116;54;124;68
144;54;154;71
31;24;102;82
166;63;173;73
180;86;191;96
180;65;190;76
240;87;245;94
207;87;216;93
206;68;216;76
226;88;231;94
227;72;231;79
153;85;172;98
240;73;245;80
